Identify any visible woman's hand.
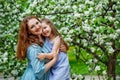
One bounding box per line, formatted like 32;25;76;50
37;53;45;60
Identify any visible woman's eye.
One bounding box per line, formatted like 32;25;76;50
36;22;39;24
31;25;34;29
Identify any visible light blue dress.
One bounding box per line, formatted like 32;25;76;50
44;38;70;80
21;44;50;80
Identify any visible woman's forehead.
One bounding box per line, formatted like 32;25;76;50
28;19;40;26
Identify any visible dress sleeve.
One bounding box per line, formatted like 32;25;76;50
27;45;46;79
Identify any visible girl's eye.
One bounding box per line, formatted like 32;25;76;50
44;26;47;29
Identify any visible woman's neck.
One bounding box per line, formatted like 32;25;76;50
38;35;42;39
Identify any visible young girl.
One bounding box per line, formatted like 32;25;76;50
38;18;70;80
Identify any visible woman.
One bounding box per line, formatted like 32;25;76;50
16;16;60;80
38;18;70;80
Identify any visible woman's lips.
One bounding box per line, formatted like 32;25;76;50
36;28;40;32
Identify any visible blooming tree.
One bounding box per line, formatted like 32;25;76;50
0;0;120;80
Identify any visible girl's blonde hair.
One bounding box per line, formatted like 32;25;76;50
41;18;69;50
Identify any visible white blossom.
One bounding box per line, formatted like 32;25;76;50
0;4;2;8
95;12;101;15
116;29;120;34
108;47;114;54
93;58;98;63
109;33;118;39
108;16;115;22
68;29;74;34
11;70;18;76
14;9;19;13
90;47;95;53
3;52;8;57
65;6;70;9
26;9;31;14
72;5;77;10
82;25;91;32
76;39;80;43
84;11;89;16
82;39;88;47
89;7;93;12
95;3;102;11
95;66;100;71
99;39;104;45
74;13;80;18
60;0;65;3
3;57;8;63
65;37;72;42
77;75;84;79
102;70;107;75
106;42;112;46
0;59;2;63
84;20;88;24
14;45;17;52
7;6;11;10
89;59;92;63
79;4;85;9
85;0;94;5
30;1;37;7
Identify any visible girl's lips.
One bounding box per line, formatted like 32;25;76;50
43;32;48;36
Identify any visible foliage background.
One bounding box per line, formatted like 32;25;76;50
0;0;120;79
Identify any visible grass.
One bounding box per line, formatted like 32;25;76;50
68;47;89;75
68;46;120;75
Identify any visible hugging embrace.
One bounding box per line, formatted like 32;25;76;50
16;15;70;80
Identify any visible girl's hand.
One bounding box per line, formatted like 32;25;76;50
60;44;67;53
37;53;45;60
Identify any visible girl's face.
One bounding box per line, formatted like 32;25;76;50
42;22;52;37
27;18;42;36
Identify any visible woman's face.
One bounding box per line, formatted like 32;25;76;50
42;22;52;37
27;18;42;35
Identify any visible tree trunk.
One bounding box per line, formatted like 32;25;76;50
107;55;117;80
75;47;80;61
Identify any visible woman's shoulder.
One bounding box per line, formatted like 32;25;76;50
28;44;42;50
27;44;42;58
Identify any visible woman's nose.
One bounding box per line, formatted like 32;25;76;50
36;25;40;29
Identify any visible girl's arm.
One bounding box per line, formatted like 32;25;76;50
44;49;59;72
38;36;61;60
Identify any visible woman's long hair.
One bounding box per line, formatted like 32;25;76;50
41;18;69;50
16;16;44;60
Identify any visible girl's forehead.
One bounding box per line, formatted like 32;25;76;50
41;22;47;26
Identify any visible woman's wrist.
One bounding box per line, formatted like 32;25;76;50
43;54;46;59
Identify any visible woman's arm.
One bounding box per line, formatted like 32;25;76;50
27;45;58;79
